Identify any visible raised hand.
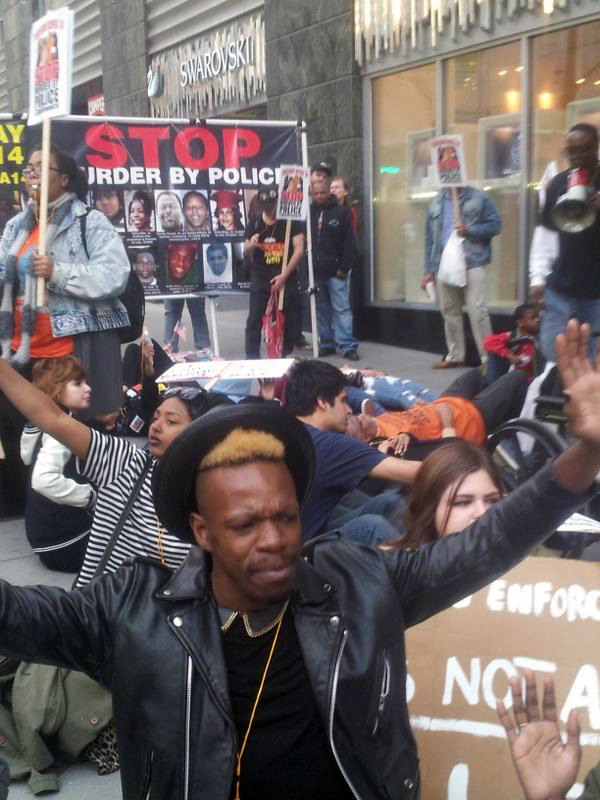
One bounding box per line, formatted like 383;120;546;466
496;670;580;800
556;319;600;450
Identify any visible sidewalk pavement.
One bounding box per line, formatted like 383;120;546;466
0;297;462;799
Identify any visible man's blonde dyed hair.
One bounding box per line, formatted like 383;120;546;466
199;428;285;472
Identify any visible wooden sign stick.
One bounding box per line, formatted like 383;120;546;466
278;219;292;312
35;117;52;308
451;186;462;228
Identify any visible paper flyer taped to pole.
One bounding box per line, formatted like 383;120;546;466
28;7;74;125
276;164;310;221
430;134;467;188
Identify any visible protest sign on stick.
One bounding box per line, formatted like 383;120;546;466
28;6;74;307
431;134;467;189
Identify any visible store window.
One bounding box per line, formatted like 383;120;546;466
531;20;600;225
446;42;521;308
372;64;435;302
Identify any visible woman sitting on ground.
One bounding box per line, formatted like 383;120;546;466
386;440;503;548
21;356;95;572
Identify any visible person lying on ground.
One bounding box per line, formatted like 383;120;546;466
284;358;420;543
342;364;438;414
347;367;527;455
496;669;588;800
0;319;597;797
21;356;94;573
484;302;543;384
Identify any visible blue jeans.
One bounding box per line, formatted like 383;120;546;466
316;272;358;353
163;297;210;352
347;377;438;414
327;490;405;545
540;285;600;362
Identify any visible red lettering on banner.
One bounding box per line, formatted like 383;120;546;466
173;128;219;169
85;124;128;168
222;128;260;169
127;126;169;168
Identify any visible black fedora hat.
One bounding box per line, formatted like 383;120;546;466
152;403;314;542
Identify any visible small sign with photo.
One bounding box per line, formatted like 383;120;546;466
430;135;467;188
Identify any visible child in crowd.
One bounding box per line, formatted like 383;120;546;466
484;303;543;384
20;357;95;572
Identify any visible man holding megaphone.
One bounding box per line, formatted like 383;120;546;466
530;123;600;361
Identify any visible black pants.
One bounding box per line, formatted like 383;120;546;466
245;286;298;359
38;533;89;574
441;368;528;433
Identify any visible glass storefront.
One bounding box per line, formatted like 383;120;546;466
372;64;435;303
371;18;600;310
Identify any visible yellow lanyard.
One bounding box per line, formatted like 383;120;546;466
234;611;285;800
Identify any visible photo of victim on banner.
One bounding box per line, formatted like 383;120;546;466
276;164;310;220
431;134;467;187
28;8;74;126
27;117;302;298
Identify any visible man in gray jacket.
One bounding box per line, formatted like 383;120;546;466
0;321;597;799
422;186;501;368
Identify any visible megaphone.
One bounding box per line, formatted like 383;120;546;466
551;168;596;233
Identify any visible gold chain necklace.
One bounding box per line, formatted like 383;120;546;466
155;519;165;565
234;609;285;800
220;599;289;638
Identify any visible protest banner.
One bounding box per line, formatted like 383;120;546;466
406;556;600;799
23;117;303;300
0;120;26;236
431;134;467;188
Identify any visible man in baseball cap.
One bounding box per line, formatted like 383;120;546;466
310;161;333;184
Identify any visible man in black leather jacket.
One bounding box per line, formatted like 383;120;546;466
0;321;599;799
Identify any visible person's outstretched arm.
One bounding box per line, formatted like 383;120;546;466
496;670;581;800
0;358;91;459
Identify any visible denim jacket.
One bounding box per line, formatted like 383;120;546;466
0;198;129;337
424;187;501;275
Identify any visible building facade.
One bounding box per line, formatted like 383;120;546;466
356;0;600;352
0;0;598;353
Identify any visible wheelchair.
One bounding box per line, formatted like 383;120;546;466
486;368;600;558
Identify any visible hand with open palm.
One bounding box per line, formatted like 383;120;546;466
496;670;581;800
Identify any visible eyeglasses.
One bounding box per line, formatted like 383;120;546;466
23;167;62;178
163;386;205;401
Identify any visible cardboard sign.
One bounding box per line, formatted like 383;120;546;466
276;164;310;221
431;134;467;188
156;358;295;384
28;7;74;125
406;556;600;799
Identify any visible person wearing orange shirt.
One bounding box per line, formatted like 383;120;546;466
348;368;527;452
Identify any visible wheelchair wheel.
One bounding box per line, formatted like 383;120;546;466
486;418;565;492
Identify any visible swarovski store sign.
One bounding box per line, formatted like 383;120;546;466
180;37;252;87
149;12;265;118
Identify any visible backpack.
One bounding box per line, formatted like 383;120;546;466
79;210;145;343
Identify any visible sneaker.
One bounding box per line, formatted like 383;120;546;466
295;337;312;350
343;349;360;362
318;347;336;357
